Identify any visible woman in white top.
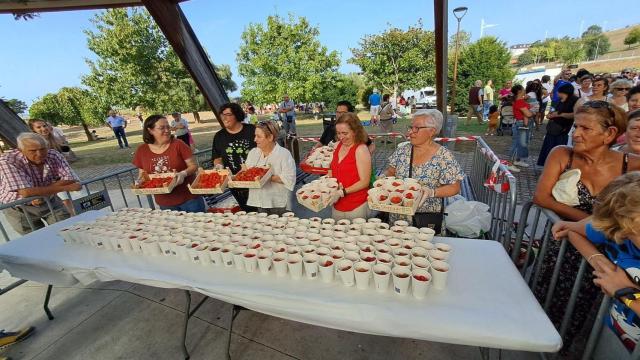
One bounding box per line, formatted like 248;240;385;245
609;79;632;111
245;120;296;215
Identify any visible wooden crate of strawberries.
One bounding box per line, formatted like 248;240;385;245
131;173;178;195
188;168;230;194
227;166;273;189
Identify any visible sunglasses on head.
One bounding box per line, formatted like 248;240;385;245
582;101;616;126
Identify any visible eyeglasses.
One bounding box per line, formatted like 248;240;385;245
221;112;235;117
257;120;277;136
154;126;171;131
406;125;432;133
614;87;630;91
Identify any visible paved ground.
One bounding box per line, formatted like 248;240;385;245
0;121;548;360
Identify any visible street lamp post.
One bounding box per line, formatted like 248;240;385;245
449;6;468;114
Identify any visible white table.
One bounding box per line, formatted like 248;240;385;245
0;211;561;353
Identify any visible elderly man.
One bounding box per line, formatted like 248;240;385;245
278;94;296;137
106;109;129;149
0;133;81;235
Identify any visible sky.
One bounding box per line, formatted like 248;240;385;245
0;0;635;107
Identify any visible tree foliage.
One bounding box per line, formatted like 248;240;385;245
449;36;514;113
237;14;340;105
321;73;362;111
350;21;436;96
581;25;610;60
1;98;27;115
29;87;105;141
83;8;236;116
624;27;640;48
448;30;471;54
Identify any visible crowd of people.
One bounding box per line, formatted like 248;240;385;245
2;66;640;356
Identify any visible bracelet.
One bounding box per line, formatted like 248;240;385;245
587;253;604;264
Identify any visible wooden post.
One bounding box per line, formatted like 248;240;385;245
143;0;229;127
434;0;449;118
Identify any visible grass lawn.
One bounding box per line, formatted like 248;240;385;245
64;110;487;170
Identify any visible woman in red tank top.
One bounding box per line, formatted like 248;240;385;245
329;113;372;220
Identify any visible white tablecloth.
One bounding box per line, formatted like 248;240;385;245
0;211;561;352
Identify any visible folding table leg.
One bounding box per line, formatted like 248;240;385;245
43;284;54;320
226;305;246;360
182;290;191;360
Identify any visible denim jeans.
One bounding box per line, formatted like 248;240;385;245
112;126;129;148
483;100;492;120
510;120;529;161
282;115;297;135
159;197;205;213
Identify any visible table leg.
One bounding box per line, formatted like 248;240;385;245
479;347;502;360
226;305;246;360
182;290;191;360
44;284;54;320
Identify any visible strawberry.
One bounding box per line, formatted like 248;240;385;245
413;275;428;282
379;195;388;201
390;196;402;204
405;192;414;199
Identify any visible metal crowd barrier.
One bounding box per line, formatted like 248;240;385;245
511;202;640;360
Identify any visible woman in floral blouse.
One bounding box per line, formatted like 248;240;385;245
384;109;464;229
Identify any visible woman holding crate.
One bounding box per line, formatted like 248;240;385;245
132;115;204;212
244;120;296;215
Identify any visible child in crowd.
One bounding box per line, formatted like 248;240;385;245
552;172;640;353
485;105;499;136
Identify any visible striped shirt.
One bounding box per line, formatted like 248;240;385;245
0;149;79;204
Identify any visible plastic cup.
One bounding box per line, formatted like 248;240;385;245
354;261;372;290
337;259;355;287
394;220;409;228
287;254;303;280
188;244;206;263
359;252;377;264
273;253;288;277
344;251;359;263
232;246;247;270
429;249;449;262
393;256;411;270
196;244;212;266
393;248;411;258
330;242;344;251
375;244;391;254
411;256;430;271
221;244;235;266
243;249;258;273
373;264;391;292
330;249;344;261
372;235;386;244
208;243;223;266
411;247;428;258
257;250;273;274
359;244;375;253
343;243;358;253
302;245;317;254
392;267;411;296
319;256;335;283
386;238;401;249
411;269;432;299
303;253;319;280
175;242;190;261
273;244;287;254
402;241;416;250
431;260;449;290
435;243;452;253
287;246;301;255
316;247;331;256
376;252;393;265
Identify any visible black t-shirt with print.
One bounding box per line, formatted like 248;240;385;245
211;124;256;174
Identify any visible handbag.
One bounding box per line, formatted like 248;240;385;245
408;145;445;233
546;118;565;136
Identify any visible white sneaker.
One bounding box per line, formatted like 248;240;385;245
514;161;529;167
507;165;521;173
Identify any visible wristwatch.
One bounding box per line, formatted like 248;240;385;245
614;287;640;307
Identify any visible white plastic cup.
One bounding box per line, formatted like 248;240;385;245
221;244;235;267
411;256;430;271
344;243;359;252
429;249;449;262
243;249;259;273
393;256;412;271
175;242;190;261
392;248;411;258
411;247;429;258
345;251;360;263
196;245;212;266
273;253;288;277
411;269;432;299
189;244;206;263
287;253;303;280
376;252;393;266
337;259;355;287
158;241;172;256
354;261;372;290
375;244;391;254
232;246;247;270
402;240;416;250
318;256;335;283
431;260;450;290
316;247;331;256
373;264;391;292
302;245;317;255
208;243;223;266
392;267;411;296
257;250;273;274
303;253;319;280
435;243;452;253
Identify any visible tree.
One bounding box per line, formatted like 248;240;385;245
557;37;585;66
29;87;106;141
624;27;640;49
1;98;27;115
83;8;236;119
581;25;610;60
237;14;340;105
350;21;436;97
449;36;514;113
321;73;361;111
448;30;471;54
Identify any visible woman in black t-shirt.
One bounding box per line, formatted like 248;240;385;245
537;83;578;166
211;103;257;211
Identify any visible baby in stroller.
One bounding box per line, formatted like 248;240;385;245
497;95;515;136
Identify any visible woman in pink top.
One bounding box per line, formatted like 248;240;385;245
329;113;372;220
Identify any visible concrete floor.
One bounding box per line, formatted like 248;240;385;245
0;275;542;360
